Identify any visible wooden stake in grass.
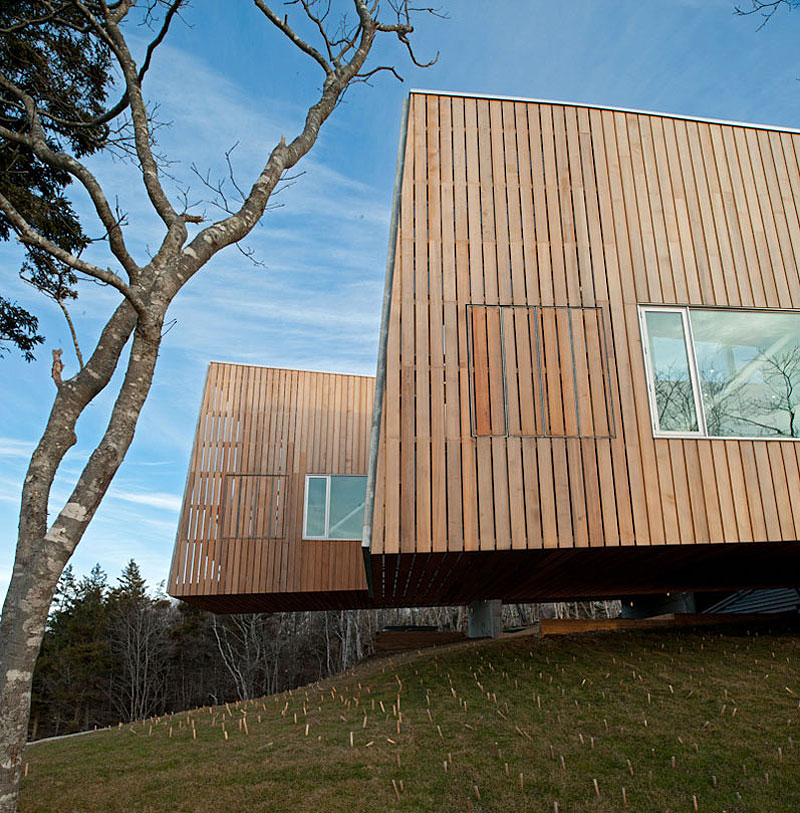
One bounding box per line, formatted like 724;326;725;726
350;731;354;748
474;785;481;801
593;779;600;798
392;780;401;801
622;787;628;807
692;794;699;811
519;773;524;790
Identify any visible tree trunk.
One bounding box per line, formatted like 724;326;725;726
0;317;163;810
0;553;64;809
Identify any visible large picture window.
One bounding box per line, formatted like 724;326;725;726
302;475;367;540
640;306;800;439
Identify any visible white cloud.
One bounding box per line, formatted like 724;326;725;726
109;489;183;513
0;438;34;459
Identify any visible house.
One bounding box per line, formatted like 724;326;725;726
169;91;800;617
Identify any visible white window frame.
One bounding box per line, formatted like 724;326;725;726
639;305;705;438
638;304;800;441
302;474;367;540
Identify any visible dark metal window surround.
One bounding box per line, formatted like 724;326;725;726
467;304;615;439
221;474;287;540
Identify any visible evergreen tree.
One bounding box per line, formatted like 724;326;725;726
0;0;114;360
110;559;147;604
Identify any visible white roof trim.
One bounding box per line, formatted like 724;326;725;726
206;359;374;378
409;88;800;135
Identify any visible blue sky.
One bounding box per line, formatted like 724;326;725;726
2;0;800;596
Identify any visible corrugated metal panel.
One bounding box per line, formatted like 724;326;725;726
706;588;800;615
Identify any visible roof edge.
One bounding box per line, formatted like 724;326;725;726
205;360;375;379
409;88;800;135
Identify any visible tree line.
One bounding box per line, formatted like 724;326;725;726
28;560;620;741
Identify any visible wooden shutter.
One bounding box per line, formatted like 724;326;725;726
468;305;613;438
221;474;288;539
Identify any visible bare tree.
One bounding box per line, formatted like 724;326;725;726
211;614;275;702
109;598;171;722
0;2;437;808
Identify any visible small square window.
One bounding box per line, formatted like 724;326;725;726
303;475;367;540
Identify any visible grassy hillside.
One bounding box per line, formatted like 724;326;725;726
20;624;800;812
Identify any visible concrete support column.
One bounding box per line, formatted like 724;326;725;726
467;600;503;638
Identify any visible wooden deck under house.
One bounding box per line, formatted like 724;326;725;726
169;91;800;612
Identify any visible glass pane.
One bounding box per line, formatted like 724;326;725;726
305;477;327;537
644;311;699;432
690;309;800;438
328;476;367;539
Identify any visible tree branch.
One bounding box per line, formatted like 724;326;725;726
0;80;141;280
77;1;179;227
0;190;145;316
54;296;84;369
253;0;333;74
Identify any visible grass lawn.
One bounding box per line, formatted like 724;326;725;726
20;625;800;811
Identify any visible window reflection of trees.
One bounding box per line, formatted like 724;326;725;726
699;345;800;438
653;363;698;432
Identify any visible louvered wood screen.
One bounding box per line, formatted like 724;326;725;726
221;474;287;539
468;304;614;438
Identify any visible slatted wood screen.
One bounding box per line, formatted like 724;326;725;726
220;475;287;539
370;91;800;605
169;364;373;607
468;304;613;437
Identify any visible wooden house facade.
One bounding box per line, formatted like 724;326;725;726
168;363;371;611
170;91;800;612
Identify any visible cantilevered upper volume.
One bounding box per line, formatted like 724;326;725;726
170;91;800;613
169;363;373;611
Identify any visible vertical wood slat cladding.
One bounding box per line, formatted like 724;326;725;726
169;363;372;599
371;92;800;574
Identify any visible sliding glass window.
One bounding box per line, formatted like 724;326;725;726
303;475;367;540
640;307;800;439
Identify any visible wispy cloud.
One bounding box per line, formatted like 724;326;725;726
0;438;34;458
109;489;182;513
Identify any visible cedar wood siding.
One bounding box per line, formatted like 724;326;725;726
367;92;800;605
169;363;372;612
